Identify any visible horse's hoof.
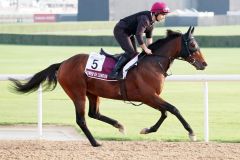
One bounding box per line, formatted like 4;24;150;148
140;128;149;134
115;123;126;135
92;142;101;147
118;125;126;135
189;133;197;141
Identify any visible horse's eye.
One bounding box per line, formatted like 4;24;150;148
190;41;199;49
190;43;195;48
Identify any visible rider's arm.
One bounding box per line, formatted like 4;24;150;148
145;25;153;46
146;38;153;46
135;15;152;54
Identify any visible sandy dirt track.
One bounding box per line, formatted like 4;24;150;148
0;140;240;160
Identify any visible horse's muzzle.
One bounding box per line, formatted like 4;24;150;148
196;61;208;70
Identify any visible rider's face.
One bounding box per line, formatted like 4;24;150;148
157;14;166;21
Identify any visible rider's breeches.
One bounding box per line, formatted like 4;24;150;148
114;25;137;59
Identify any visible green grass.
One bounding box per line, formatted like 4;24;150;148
1;22;240;36
0;45;240;142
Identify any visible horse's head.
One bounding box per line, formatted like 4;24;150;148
179;26;207;70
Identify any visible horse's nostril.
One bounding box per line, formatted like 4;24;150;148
202;62;207;67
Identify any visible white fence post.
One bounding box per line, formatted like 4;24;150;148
0;74;43;138
204;81;209;142
38;84;43;137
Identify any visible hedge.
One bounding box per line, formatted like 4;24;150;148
0;34;240;47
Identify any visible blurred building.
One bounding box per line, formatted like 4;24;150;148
0;0;77;23
0;0;77;14
1;0;240;25
77;0;240;26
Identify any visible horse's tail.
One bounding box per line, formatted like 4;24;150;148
10;63;62;93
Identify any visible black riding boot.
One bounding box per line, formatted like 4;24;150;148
108;55;130;80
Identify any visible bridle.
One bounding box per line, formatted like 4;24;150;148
178;34;200;65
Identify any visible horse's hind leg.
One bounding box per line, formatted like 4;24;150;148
59;81;100;146
87;92;125;134
74;97;101;147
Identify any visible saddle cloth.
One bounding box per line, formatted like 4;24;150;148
85;52;138;81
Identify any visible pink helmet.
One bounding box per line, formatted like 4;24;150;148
151;2;170;14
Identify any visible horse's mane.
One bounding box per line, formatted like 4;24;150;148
148;30;182;52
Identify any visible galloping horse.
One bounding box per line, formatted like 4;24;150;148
10;26;207;147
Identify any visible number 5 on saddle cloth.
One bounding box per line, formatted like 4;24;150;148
85;49;139;81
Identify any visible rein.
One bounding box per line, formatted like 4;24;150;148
152;55;173;77
158;61;171;77
119;54;172;106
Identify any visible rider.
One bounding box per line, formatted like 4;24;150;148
108;2;170;79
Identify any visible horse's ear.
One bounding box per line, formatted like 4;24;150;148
191;27;195;34
187;26;195;38
187;26;192;35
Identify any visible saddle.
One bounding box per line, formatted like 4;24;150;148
99;48;145;70
99;48;122;61
85;48;146;81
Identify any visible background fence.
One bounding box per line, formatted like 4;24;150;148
1;74;240;141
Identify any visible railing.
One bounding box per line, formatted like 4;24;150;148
0;74;42;137
166;75;240;142
1;74;240;141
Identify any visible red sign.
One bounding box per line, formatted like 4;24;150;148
34;14;56;22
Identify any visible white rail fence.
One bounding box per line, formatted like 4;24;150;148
1;74;240;141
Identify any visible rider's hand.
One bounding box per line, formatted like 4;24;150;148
144;48;152;55
140;43;152;55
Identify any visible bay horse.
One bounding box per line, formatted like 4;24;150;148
10;26;207;147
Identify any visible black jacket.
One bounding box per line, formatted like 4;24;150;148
116;11;154;45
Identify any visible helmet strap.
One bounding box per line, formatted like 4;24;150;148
154;13;160;21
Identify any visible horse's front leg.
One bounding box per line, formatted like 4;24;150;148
163;100;196;141
142;96;196;141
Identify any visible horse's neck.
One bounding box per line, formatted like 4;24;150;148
157;56;172;72
144;55;172;75
151;39;180;72
153;38;180;60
